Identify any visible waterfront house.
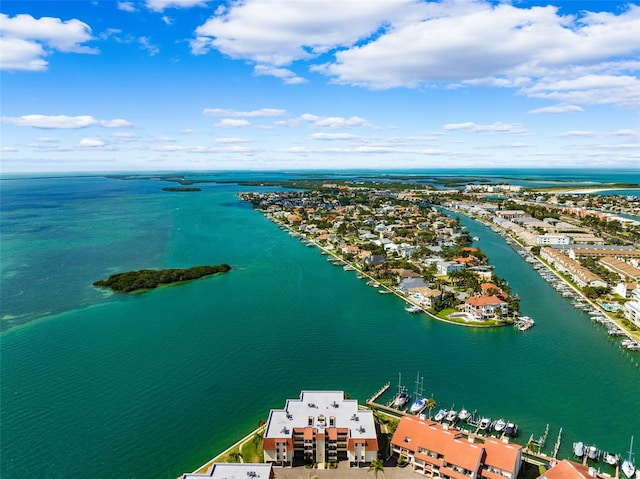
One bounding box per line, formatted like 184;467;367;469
408;286;442;308
391;416;522;479
262;391;378;468
178;463;274;479
465;295;508;320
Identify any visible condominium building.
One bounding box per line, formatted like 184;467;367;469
391;416;522;479
262;391;378;467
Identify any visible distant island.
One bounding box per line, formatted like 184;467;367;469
162;187;202;192
93;264;231;292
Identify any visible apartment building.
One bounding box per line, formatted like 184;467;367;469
391;416;522;479
262;391;378;467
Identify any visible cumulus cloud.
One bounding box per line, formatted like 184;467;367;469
188;0;640;107
146;0;208;13
443;121;526;134
0;13;97;71
1;114;133;129
117;2;137;12
79;138;107;148
214;119;251;127
528;104;584;114
275;113;373;129
203;108;286;118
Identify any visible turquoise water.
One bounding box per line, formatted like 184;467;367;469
1;174;639;478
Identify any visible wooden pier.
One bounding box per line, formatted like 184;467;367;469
367;382;391;404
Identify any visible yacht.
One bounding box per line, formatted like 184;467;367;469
574;441;585;458
587;445;599;460
434;409;447;422
621;436;635;479
445;409;458;423
410;397;427;414
393;391;409;408
604;452;619;466
405;305;421;313
479;417;491;431
458;409;470;421
493;418;506;433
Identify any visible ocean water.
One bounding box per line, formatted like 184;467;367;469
1;172;639;479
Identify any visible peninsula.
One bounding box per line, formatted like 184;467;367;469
93;264;231;293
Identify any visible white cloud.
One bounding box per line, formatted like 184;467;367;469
187;0;640;106
528;104;584;114
146;0;207;13
117;2;137;12
139;37;160;56
275;113;373;129
203;108;286;118
443;121;526;134
310;133;359;141
555;129;639;138
0;14;97;71
2;115;132;129
214;119;251;127
215;137;250;143
79;138;107;148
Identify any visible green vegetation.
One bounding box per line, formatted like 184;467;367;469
93;264;231;292
162;187;202;192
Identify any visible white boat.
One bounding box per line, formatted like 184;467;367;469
479;417;491;431
405;305;421;313
434;409;447;421
393;391;409;408
410;398;427;414
494;418;506;433
622;436;635;479
458;409;470;421
574;441;585;457
445;410;458;423
587;445;598;460
604;452;619;466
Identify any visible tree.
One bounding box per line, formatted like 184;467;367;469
368;458;385;479
425;396;437;419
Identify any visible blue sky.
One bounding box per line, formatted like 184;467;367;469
1;0;638;173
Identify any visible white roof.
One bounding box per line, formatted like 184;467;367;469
181;463;272;479
264;390;376;440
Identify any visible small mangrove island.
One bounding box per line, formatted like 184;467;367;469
93;264;231;292
162;187;202;192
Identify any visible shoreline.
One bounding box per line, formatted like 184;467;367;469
269;213;513;329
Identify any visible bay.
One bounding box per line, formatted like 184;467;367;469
1;174;638;479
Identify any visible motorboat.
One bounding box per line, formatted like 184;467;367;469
410;398;427;414
405;305;421;313
493;418;506;433
587;445;598;460
434;409;447;422
574;442;585;457
621;436;635;479
505;422;518;437
458;409;470;421
445;410;458;423
479;417;491;431
604;452;619;466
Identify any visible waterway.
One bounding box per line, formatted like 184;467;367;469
1;175;638;478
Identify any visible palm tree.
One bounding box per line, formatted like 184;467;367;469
368;458;384;479
425;396;437;419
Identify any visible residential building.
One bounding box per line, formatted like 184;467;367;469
437;261;466;276
624;288;640;328
178;464;274;479
539;459;595;479
536;234;573;246
262;391;378;467
391;416;522;479
540;248;607;288
408;286;442;308
465;295;509;320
